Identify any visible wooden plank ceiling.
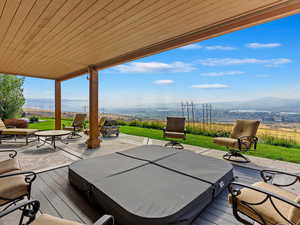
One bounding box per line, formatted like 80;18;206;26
0;0;299;80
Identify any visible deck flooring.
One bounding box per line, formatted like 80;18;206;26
27;165;262;225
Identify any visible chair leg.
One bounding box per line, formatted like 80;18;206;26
164;141;184;150
223;150;250;163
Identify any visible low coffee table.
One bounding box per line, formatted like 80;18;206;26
35;130;71;149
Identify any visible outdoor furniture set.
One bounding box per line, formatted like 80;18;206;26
0;114;120;149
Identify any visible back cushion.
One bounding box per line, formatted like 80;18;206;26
288;195;300;225
166;117;185;132
0;119;6;129
230;120;260;139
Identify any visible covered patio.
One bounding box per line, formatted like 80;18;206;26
1;1;300;225
1;0;299;149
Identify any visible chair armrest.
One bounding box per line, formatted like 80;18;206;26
0;149;17;159
94;215;114;225
0;171;37;184
229;182;300;209
260;170;300;187
229;182;300;225
0;200;40;218
237;136;258;149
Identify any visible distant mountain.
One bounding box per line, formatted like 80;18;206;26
213;97;300;112
24;97;300;113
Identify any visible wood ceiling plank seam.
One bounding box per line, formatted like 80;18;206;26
22;0;195;67
68;0;237;62
16;0;138;68
16;0;161;70
14;0;115;67
0;0;22;49
1;0;98;68
57;0;300;81
4;0;68;65
0;0;38;63
33;0;217;66
0;0;22;50
4;0;84;70
0;0;38;53
13;0;113;65
52;0;287;63
0;0;7;21
0;0;53;67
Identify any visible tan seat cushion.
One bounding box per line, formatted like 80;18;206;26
0;158;21;174
0;128;38;135
213;137;251;149
164;131;185;139
228;182;299;225
213;137;238;148
31;214;84;225
0;175;28;205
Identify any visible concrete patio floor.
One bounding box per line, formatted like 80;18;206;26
0;133;299;174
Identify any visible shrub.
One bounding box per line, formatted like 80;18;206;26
4;118;28;128
260;134;298;148
29;116;39;123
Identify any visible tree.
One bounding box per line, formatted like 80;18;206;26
0;74;25;119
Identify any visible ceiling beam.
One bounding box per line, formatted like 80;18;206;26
54;1;300;81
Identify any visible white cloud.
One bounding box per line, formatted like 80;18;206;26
153;80;174;85
198;58;291;67
115;61;195;73
191;84;229;89
200;71;244;77
205;45;236;50
246;42;281;48
180;44;202;49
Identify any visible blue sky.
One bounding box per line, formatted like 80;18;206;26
23;14;300;108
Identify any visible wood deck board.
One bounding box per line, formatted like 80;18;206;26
6;164;266;225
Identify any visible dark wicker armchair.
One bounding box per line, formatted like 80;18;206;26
228;170;300;225
163;117;186;149
0;200;114;225
213;120;260;163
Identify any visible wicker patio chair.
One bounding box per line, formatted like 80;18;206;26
0;119;38;145
163;117;186;149
213;120;260;163
228;170;300;225
63;113;87;138
0;171;36;211
0;150;20;174
0;200;114;225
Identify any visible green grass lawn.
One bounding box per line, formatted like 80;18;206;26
28;117;73;130
120;126;300;164
28;118;300;164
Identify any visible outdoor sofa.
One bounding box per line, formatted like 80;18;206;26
0;119;38;145
0;200;114;225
